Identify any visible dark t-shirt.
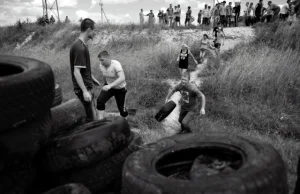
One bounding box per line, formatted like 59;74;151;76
174;83;201;111
69;39;93;91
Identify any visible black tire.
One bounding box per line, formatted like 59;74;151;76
0;55;55;131
55;132;143;193
0;111;52;158
42;183;91;194
51;84;63;108
51;99;86;138
122;132;289;194
155;100;176;122
43;117;132;173
0;152;37;194
294;155;300;194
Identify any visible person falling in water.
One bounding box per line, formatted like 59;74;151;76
165;72;206;134
177;44;198;76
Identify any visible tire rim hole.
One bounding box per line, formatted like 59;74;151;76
0;64;24;77
155;146;244;180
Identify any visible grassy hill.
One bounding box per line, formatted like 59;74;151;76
1;21;300;193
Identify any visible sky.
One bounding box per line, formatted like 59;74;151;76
0;0;287;26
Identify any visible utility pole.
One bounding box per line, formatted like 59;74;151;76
42;0;60;21
100;0;103;23
99;0;109;23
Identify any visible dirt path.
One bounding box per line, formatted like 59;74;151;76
162;27;255;134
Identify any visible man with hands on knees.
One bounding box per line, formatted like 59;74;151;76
97;51;128;120
165;72;206;134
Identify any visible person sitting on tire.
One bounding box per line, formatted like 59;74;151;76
70;18;100;123
97;51;128;120
165;72;206;134
176;44;198;76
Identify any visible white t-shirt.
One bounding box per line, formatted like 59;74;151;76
99;60;126;89
280;3;289;14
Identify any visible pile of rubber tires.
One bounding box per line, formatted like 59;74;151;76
121;132;290;194
0;56;143;194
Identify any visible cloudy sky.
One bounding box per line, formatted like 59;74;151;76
0;0;286;26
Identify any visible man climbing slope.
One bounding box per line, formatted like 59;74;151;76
165;72;206;134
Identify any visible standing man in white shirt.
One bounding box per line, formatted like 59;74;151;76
167;4;174;26
140;9;145;24
280;0;291;21
97;51;128;120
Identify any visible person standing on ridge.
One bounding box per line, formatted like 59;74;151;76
226;2;233;27
203;4;209;25
254;0;264;23
140;9;145;24
69;18;100;123
146;10;155;25
167;4;174;26
198;10;203;25
165;72;206;134
268;1;281;21
233;2;241;26
97;51;128;120
185;6;192;26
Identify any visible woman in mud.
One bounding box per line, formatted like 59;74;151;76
176;44;198;76
199;34;215;63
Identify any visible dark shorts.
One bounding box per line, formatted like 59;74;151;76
97;86;128;117
179;62;188;69
175;17;180;22
214;42;221;49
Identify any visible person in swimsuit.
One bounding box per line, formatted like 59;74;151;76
212;26;226;53
177;44;198;76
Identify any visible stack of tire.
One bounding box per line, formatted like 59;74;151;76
0;55;143;194
122;132;290;194
36;116;143;194
0;55;55;193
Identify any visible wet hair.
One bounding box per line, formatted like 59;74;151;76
80;18;95;32
203;34;209;39
98;50;110;58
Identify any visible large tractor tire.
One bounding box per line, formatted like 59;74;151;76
0;151;37;194
51;84;63;108
55;132;143;193
122;132;288;194
51;99;86;138
43;117;132;172
294;155;300;194
42;183;91;194
0;55;55;131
